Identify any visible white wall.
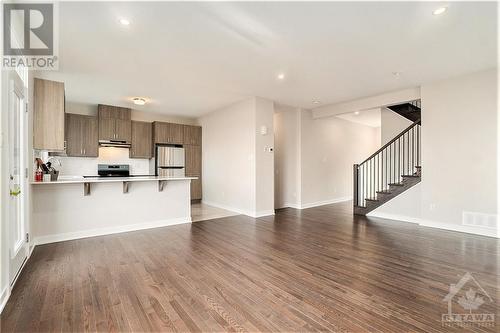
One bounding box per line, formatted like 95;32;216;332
255;98;275;215
55;147;151;176
274;105;300;209
199;99;255;216
199;97;275;217
300;110;380;207
380;107;412;145
420;69;497;235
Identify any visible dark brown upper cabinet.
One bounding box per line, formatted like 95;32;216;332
152;122;184;144
98;104;131;142
130;121;153;159
183;125;202;146
65;113;98;157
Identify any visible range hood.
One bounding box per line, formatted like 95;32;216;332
98;140;131;148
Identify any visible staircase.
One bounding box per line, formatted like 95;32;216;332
353;102;421;215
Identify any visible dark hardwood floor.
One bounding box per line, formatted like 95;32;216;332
1;202;498;332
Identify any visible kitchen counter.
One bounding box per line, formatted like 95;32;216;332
31;175;195;245
31;175;197;185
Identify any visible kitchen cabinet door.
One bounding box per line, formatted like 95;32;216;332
65;113;83;156
98;104;131;141
115;118;132;142
190;178;202;200
153;122;183;144
183;125;202;145
185;145;201;176
98;117;115;141
66;114;98;157
130;121;152;159
168;123;184;144
34;78;65;150
82;116;98;157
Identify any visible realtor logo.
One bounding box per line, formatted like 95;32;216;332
2;2;58;69
442;272;495;328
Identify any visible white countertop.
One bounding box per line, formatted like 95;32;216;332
31;175;197;185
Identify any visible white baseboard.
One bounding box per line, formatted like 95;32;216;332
201;201;275;218
298;196;352;209
34;217;192;245
368;213;499;238
254;210;275;218
0;286;10;314
280;203;301;209
419;220;499;238
367;212;421;224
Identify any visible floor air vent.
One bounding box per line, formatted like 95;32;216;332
462;211;498;229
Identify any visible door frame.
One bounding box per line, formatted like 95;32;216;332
1;67;30;308
8;71;29;285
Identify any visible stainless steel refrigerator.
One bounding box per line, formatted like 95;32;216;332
155;145;185;177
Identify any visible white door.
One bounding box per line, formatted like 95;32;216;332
8;72;28;285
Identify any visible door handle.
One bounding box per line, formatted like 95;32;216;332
10;188;21;196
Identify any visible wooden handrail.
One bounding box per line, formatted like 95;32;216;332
359;119;421;166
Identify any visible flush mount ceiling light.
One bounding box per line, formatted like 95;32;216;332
392;71;401;78
354;111;360;115
277;73;285;80
132;97;146;105
312;100;321;104
119;18;130;26
433;7;447;15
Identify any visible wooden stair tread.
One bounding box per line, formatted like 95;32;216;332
389;182;404;186
402;175;420;178
376;190;392;194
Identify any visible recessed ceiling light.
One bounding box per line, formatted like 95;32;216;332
433;7;447;15
354;111;360;116
132;97;146;105
313;100;320;104
119;18;130;26
277;73;285;80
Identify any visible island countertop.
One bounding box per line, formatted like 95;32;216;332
31;175;197;185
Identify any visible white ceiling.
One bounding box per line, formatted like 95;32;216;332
36;1;497;118
336;108;381;128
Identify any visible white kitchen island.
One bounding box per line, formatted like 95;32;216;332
31;176;197;245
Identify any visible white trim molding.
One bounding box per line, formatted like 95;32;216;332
367;212;420;224
201;201;275;218
0;286;10;314
419;220;498;238
34;217;192;245
298;196;352;209
368;213;499;238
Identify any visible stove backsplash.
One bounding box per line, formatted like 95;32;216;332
55;147;151;176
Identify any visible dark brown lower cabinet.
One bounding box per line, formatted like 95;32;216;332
190;178;202;201
185;144;202;200
65;113;98;157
